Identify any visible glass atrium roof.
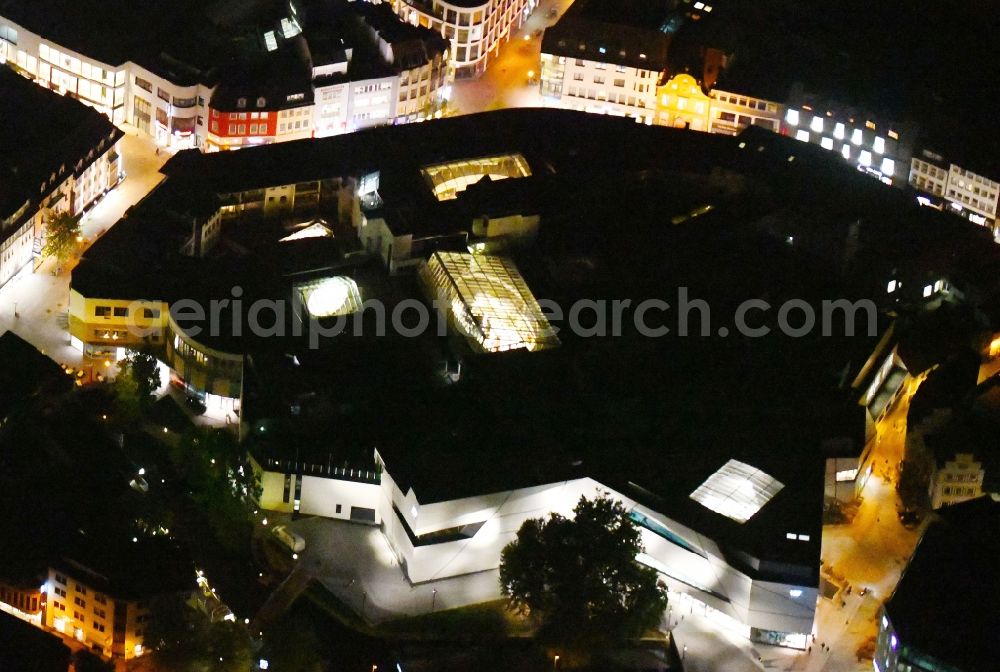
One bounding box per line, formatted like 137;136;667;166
689;459;784;523
420;154;532;201
421;251;559;353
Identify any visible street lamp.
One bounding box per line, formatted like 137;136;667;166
431;588;438;612
553;654;560;669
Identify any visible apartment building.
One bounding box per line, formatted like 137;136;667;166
780;85;917;188
540;0;670;124
0;1;218;151
909;148;1000;237
0;580;43;626
929;453;984;509
41;548;196;662
708;88;784;135
0;68;123;290
393;0;536;79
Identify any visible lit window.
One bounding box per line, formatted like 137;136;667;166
842;144;851;160
785;109;800;126
797;534;810;541
786;532;796;540
859;150;872;167
689;459;784;523
873;136;886;154
886;280;897;294
851;128;863;145
923;285;933;298
833;122;845;140
881;158;895;176
810;116;823;132
795;129;810;142
820;137;833;150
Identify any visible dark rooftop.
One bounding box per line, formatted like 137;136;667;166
0;0;227;79
0;610;70;672
541;0;676;71
84;109;1000;585
0;331;72;421
886;497;1000;670
0;68;122;225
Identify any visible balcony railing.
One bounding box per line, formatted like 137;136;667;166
261;458;382;484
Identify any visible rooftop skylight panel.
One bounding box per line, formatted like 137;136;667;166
689;459;784;523
421;252;559;353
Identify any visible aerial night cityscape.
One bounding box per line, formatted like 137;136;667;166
0;1;998;671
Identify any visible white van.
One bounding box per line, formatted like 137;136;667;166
271;525;306;553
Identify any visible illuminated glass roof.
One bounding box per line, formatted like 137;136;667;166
689;459;784;523
421;252;559;353
420;154;532;201
279;219;334;242
296;276;362;318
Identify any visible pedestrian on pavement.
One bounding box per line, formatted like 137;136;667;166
808;646;812;654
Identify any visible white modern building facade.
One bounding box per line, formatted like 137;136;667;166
392;0;537;79
0;11;213;151
257;450;819;649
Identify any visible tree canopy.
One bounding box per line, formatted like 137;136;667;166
144;593;252;672
499;494;667;645
41;210;82;266
111;350;160;421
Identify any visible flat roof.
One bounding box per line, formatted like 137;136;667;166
0;611;70;672
82;109;1000;584
886;498;1000;669
0;0;224;76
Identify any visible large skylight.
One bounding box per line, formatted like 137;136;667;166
420;252;559;353
296;277;361;318
420;154;531;201
689;459;784;523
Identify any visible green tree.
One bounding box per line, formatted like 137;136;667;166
171;427;259;553
111;350;160;422
499;494;668;645
41;210;82;268
144;593;252;672
897;455;932;511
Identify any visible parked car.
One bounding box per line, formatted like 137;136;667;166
271;525;306;553
185;395;207;415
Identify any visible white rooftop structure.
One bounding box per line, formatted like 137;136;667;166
689;459;784;523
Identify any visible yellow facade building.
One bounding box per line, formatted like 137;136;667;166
67;289;168;360
655;73;713;131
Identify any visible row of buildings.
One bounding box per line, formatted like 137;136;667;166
0;0;452;153
0;67;122;291
62;108;1000;652
537;0;1000;236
